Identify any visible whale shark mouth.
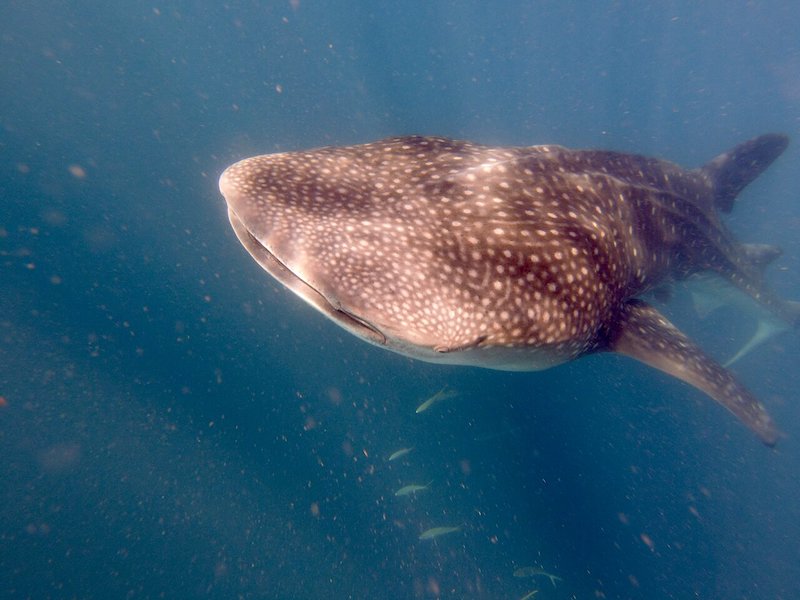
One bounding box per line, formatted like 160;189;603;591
226;207;387;347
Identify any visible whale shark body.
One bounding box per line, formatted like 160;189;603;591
219;134;794;445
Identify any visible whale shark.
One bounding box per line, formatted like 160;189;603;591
218;134;794;445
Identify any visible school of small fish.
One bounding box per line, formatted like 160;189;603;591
385;387;563;597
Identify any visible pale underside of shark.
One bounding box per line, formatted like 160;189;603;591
218;134;794;445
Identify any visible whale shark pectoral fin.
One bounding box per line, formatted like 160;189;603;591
606;300;779;446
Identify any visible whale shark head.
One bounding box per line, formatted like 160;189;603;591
219;137;599;371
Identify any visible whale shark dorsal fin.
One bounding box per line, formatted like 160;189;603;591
606;300;779;445
699;133;789;213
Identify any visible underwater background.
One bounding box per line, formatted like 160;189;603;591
2;1;800;598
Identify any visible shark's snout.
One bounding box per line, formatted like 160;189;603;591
218;167;235;200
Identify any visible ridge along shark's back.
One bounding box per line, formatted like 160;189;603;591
219;133;792;445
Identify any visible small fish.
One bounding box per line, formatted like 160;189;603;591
418;526;461;540
394;481;432;496
387;447;414;461
513;566;562;587
415;386;458;414
519;591;539;600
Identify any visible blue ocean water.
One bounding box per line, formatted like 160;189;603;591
1;1;799;598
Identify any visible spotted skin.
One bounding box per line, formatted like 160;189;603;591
219;134;791;444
